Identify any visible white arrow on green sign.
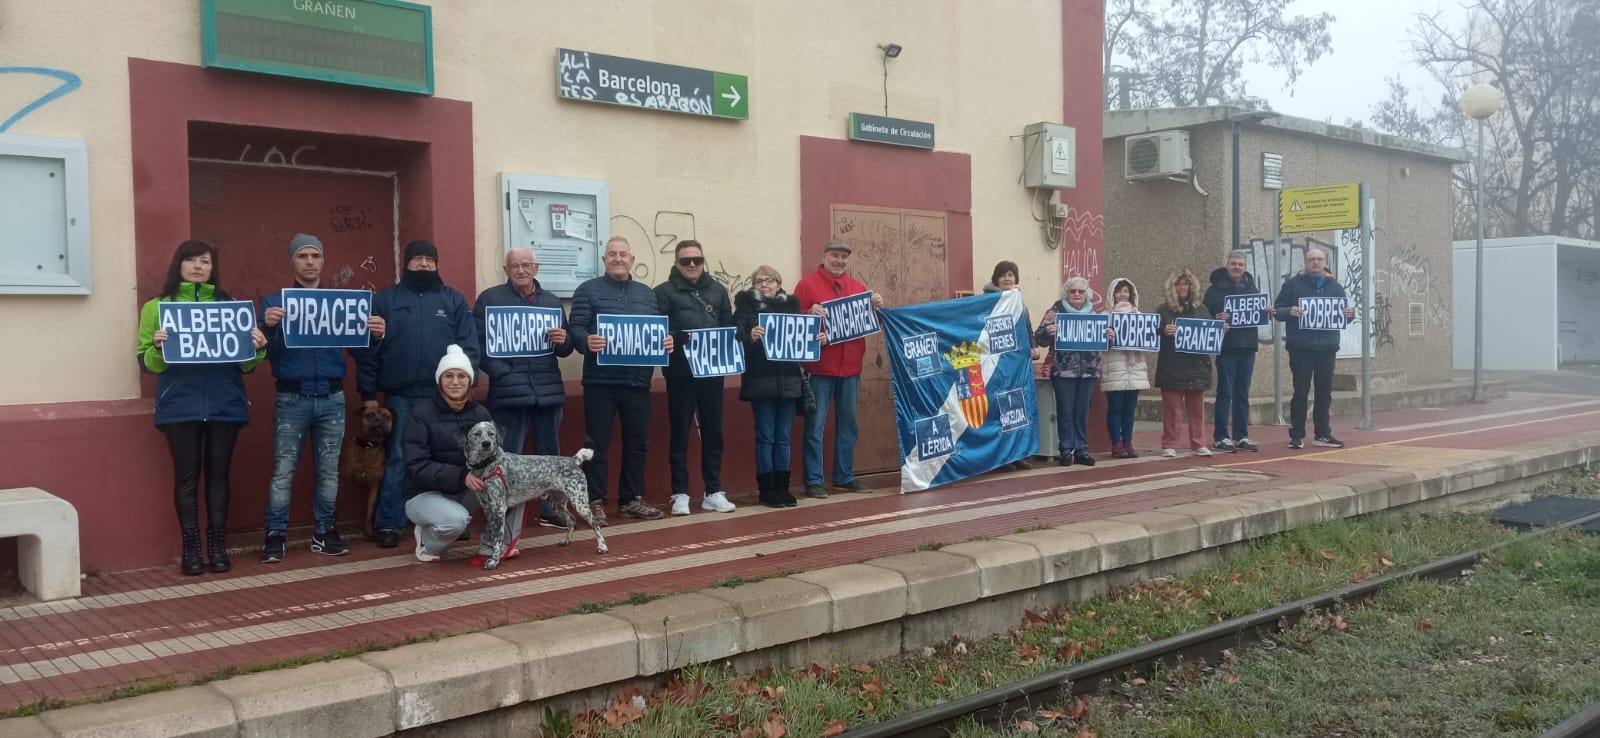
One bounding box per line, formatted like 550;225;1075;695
557;49;748;121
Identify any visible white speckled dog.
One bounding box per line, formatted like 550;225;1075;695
461;421;608;569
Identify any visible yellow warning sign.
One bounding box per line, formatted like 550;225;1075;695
1279;183;1361;233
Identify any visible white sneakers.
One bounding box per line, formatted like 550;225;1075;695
413;527;440;563
670;494;691;516
702;491;736;513
1193;447;1213;457
1162;448;1179;458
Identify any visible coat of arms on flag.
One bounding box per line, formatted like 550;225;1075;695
946;340;988;428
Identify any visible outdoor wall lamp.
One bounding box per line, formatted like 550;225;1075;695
877;43;903;115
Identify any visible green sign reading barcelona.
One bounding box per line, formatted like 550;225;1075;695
201;0;433;95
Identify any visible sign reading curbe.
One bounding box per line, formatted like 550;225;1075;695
758;313;822;363
557;49;748;120
848;113;935;150
1280;183;1361;233
160;301;258;364
202;0;433;95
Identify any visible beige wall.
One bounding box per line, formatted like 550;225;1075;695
1105;122;1458;392
0;0;1067;405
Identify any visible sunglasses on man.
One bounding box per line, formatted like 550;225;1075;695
677;256;705;267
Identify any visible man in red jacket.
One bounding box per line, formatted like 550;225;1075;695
793;239;887;498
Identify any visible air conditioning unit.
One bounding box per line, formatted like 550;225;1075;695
1124;130;1192;180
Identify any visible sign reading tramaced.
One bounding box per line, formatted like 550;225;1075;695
1109;312;1162;352
1174;318;1226;355
757;313;821;362
1224;293;1270;328
684;327;744;377
595;314;669;366
1298;297;1349;331
280;288;371;348
160;301;257;363
484;305;563;358
821;292;880;344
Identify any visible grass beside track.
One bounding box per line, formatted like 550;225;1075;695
553;467;1600;738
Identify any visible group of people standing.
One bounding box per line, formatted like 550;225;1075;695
138;234;886;574
1026;247;1355;465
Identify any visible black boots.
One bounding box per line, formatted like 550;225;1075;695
773;470;797;508
758;471;785;508
180;527;204;576
207;528;231;573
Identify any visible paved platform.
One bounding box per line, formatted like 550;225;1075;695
2;389;1598;731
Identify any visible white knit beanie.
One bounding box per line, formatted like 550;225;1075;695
434;344;474;385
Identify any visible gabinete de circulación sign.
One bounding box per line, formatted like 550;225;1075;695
556;48;748;120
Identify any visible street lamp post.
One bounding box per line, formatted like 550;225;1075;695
1460;83;1504;403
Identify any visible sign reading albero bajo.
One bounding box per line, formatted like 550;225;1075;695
557;49;749;120
201;0;433;95
848;112;935;150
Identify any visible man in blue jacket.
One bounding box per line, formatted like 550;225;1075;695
568;236;672;524
259;234;387;561
1273;247;1355;450
357;239;478;547
473;246;573;528
1203;251;1274;453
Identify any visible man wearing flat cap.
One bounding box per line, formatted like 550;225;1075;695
792;239;887;499
356;239;479;548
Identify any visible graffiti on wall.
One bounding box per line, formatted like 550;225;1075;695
1374;235;1452;332
608;209;750;294
0;67;81;133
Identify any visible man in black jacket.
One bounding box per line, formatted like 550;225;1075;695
356;239;479;547
655;240;737;516
1273;247;1356;450
568;236;672;523
474;246;573;528
1203;251;1274;453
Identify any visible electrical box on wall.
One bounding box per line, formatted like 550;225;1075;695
1022;122;1076;189
501;173;610;298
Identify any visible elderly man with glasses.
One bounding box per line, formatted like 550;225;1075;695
1273;247;1356;450
472;246;574;530
654;239;738;515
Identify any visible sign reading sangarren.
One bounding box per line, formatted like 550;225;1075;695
557;49;748;120
202;0;433;95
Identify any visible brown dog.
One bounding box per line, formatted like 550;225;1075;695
340;405;394;538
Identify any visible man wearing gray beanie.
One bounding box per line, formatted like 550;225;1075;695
356;238;478;548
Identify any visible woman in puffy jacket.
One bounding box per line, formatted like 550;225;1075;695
136;240;267;576
1102;277;1150;458
1034;276;1114;466
735;265;822;508
1155;269;1214;458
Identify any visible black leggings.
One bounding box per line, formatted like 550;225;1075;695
161;421;243;531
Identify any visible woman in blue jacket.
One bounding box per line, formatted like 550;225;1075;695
136;240;266;575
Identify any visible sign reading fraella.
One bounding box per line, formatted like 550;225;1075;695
556;49;748;120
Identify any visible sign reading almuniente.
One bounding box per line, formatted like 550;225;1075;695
557;49;748;120
848;113;935;150
202;0;433;95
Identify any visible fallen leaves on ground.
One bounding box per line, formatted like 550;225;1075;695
1017;719;1041;732
598;687;646;728
762;710;788;738
1068;696;1090;719
850;664;875;674
1018;643;1042;665
821;718;847;737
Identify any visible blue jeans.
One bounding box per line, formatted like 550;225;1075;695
803;374;859;486
375;394;423;531
751;398;797;473
1052;377;1095;455
265;391;345;533
1104;390;1139;444
493;405;563;519
1214;351;1256;443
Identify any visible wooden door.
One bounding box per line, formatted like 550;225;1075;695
189;161;398;530
830;204;948;474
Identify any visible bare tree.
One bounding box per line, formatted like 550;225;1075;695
1103;0;1334;109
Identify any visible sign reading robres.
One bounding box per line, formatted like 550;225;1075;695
202;0;433;95
557;49;748;120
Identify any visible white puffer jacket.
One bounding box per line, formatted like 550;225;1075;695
1101;277;1151;392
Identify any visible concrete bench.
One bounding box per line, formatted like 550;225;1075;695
0;487;81;601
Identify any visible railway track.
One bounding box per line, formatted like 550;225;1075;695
838;508;1600;738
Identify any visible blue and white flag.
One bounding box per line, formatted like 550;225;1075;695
684;327;745;377
1109;312;1162;352
879;290;1038;492
159;301;257;364
1054;313;1110;352
1174;318;1226;355
821;292;880;343
1224;293;1270;328
595;314;669;366
758;313;822;362
484;305;563;358
280;289;371;348
1298;296;1348;330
